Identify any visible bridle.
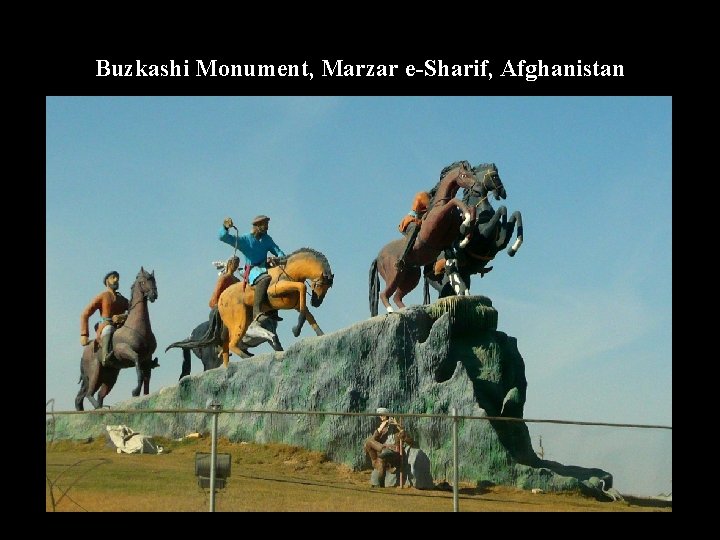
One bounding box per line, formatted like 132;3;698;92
274;261;333;298
481;167;505;200
129;274;155;311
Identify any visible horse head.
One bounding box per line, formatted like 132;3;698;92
134;267;158;303
282;248;334;308
473;162;506;201
309;272;333;307
429;160;479;206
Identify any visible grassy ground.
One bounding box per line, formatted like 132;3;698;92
45;436;671;512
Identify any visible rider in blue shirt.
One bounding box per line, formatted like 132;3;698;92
219;215;286;321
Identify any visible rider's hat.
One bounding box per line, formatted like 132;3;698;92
252;215;270;225
103;270;119;285
376;407;391;415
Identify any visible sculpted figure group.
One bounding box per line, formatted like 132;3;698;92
75;160;522;410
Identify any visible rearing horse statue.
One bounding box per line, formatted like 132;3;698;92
75;267;159;410
369;161;480;316
424;162;524;299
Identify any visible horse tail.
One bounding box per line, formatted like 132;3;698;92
165;309;224;352
369;258;379;317
75;356;89;411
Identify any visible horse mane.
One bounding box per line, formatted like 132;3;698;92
472;162;497;175
428;160;472;207
439;160;471;180
277;247;333;276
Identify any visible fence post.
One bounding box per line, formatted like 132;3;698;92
452;407;459;512
209;399;221;512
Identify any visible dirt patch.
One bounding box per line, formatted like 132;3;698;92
46;437;671;512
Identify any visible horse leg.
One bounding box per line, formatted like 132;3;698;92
379;287;395;313
94;384;108;408
380;271;401;313
96;369;120;406
142;365;152;395
300;308;324;336
292;311;307;337
132;363;143;397
82;348;103;409
448;200;476;248
221;344;231;367
507;211;523;257
179;348;192;380
227;314;252;358
444;258;468;296
94;384;109;408
113;350;142;397
391;289;407;310
87;392;101;409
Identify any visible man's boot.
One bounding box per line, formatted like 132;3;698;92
100;332;113;367
267;309;283;322
253;275;271;320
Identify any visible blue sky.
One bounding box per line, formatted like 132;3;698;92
46;96;671;496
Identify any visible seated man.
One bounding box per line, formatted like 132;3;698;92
364;407;408;483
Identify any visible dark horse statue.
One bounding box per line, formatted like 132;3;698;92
424;162;524;300
369;161;480;316
75;267;159;411
172;312;284;380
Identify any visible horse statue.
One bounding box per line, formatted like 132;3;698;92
369;161;481;316
171;247;334;366
170;312;284;380
424;162;524;300
75;267;159;411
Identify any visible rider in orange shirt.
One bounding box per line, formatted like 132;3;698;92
80;271;129;366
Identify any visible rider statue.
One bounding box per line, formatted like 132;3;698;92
218;215;286;321
80;270;129;366
208;255;241;358
395;190;431;271
209;255;241;310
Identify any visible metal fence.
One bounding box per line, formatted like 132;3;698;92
45;402;672;512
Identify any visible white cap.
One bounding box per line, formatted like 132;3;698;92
376;407;391;415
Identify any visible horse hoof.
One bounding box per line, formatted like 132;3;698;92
292;327;300;337
131;389;140;397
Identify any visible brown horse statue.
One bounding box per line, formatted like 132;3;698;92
75;267;159;410
180;248;334;367
369;161;481;316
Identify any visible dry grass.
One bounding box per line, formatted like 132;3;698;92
45;436;671;512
